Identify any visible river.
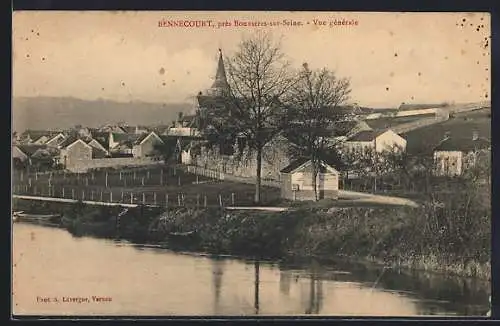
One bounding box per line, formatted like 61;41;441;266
12;223;489;317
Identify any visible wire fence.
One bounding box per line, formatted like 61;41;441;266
11;184;263;208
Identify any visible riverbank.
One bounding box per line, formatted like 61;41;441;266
13;194;490;281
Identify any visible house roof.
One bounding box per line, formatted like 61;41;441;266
92;146;109;158
329;120;372;137
346;129;388;142
132;132;163;145
21;130;62;141
112;133;141;144
434;136;491;152
15;144;48;156
280;157;338;174
120;126;136;134
58;135;80;148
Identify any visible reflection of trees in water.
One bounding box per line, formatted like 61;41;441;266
279;270;292;296
305;261;324;314
278;258;489;316
254;261;260;315
211;258;226;314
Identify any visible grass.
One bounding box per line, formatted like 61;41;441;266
12;165;282;207
402;110;490;155
366;113;436;130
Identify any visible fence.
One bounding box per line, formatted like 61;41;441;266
65;157;164;173
12;184;251;208
187;165;281;188
11;165;215;189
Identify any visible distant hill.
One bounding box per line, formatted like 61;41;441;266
12;97;195;133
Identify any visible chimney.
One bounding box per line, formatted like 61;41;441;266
472;130;479;140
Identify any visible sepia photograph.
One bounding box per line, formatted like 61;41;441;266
12;11;491;317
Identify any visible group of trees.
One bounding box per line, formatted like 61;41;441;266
196;32;352;203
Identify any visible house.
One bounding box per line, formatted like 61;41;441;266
59;137;93;168
108;132;142;154
132;131;164;158
433;132;490;176
19;130;64;145
13;144;60;168
343;129;407;154
280;158;340;201
87;138;110;158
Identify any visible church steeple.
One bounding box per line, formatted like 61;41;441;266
210;49;229;96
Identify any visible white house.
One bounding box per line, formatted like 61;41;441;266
132;131;164;158
343;129;407;153
280;158;340;201
433;132;490;176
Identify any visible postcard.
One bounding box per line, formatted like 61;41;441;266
12;11;491;317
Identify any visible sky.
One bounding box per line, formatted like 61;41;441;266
12;11;490;108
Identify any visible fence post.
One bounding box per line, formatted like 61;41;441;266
177;194;181;206
86;177;89;186
105;172;108;188
173;167;176;176
219;194;222;207
130;193;133;204
133;171;136;180
62;187;65;198
21;171;23;182
35;172;38;180
196;175;199;184
120;171;122;180
141;177;145;186
204;195;207;207
82;190;85;201
165;194;169;208
182;193;185;206
72;188;75;199
91;190;94;201
196;194;200;207
110;192;113;203
160;169;163;186
154;192;157;205
28;178;32;187
121;191;124;203
231;192;235;206
178;176;181;186
100;191;103;202
142;193;146;204
147;170;150;179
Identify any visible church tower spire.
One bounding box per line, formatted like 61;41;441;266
209;49;230;96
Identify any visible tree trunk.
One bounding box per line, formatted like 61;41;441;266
254;147;262;203
312;157;318;201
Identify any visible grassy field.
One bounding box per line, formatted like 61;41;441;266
366;113;436;130
12;166;281;207
402;108;491;155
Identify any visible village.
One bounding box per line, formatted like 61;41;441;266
12;50;491;206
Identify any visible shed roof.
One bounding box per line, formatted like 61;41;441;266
280;157;338;174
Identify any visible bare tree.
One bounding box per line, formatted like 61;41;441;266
284;63;351;200
198;32;297;203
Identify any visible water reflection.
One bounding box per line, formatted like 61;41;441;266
211;258;225;314
13;223;489;316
